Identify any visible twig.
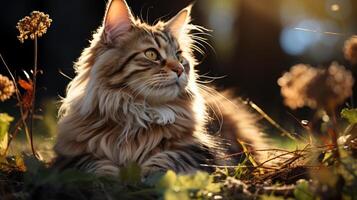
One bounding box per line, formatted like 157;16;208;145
200;164;277;170
262;184;295;196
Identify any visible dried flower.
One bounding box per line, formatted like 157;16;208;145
278;63;354;110
0;74;15;102
277;64;317;109
305;62;354;110
343;36;357;65
16;11;52;43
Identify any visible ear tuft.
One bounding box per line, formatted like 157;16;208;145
103;0;134;43
166;4;193;39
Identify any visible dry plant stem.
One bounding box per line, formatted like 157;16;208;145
219;148;292;160
4;112;27;154
28;36;38;158
0;53;30;156
328;108;340;160
237;140;259;167
261;185;295;196
256;150;304;169
200;163;276;170
247;100;298;141
220;144;336;161
0;54;22;105
4;113;30;155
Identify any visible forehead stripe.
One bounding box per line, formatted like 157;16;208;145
108;67;151;89
153;35;162;48
163;31;174;43
108;51;140;77
120;67;150;84
155;32;169;43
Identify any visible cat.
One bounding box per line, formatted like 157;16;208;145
53;0;269;177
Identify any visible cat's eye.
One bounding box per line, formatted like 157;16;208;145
144;49;159;61
177;54;184;63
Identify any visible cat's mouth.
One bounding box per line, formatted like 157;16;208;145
152;79;181;89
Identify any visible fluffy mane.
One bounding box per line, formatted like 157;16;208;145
54;0;226;176
54;0;268;176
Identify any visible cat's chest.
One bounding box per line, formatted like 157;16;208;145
144;105;194;127
145;106;177;125
113;113;196;165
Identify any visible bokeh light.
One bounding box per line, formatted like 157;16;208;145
279;0;345;61
330;4;340;12
280;20;322;56
325;0;351;19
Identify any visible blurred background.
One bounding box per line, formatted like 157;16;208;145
1;0;357;136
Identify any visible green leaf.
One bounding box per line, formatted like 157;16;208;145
261;194;286;200
341;108;357;125
157;170;177;189
0;113;13;155
294;179;314;200
164;190;190;200
157;170;221;200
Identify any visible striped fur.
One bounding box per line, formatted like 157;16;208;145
54;0;268;177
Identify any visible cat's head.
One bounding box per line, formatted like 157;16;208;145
79;0;201;106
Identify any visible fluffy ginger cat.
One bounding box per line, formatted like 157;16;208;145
54;0;269;177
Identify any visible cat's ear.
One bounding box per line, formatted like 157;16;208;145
166;4;193;39
103;0;134;43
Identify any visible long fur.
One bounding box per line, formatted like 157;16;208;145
54;0;269;176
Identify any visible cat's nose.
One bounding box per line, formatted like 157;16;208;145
166;59;184;77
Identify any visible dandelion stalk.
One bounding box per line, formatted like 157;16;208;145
28;35;38;158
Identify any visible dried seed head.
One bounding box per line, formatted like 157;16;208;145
277;64;317;109
343;36;357;65
0;74;15;102
305;62;354;110
16;11;52;43
278;63;354;110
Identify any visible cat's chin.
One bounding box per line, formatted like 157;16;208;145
145;85;182;104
